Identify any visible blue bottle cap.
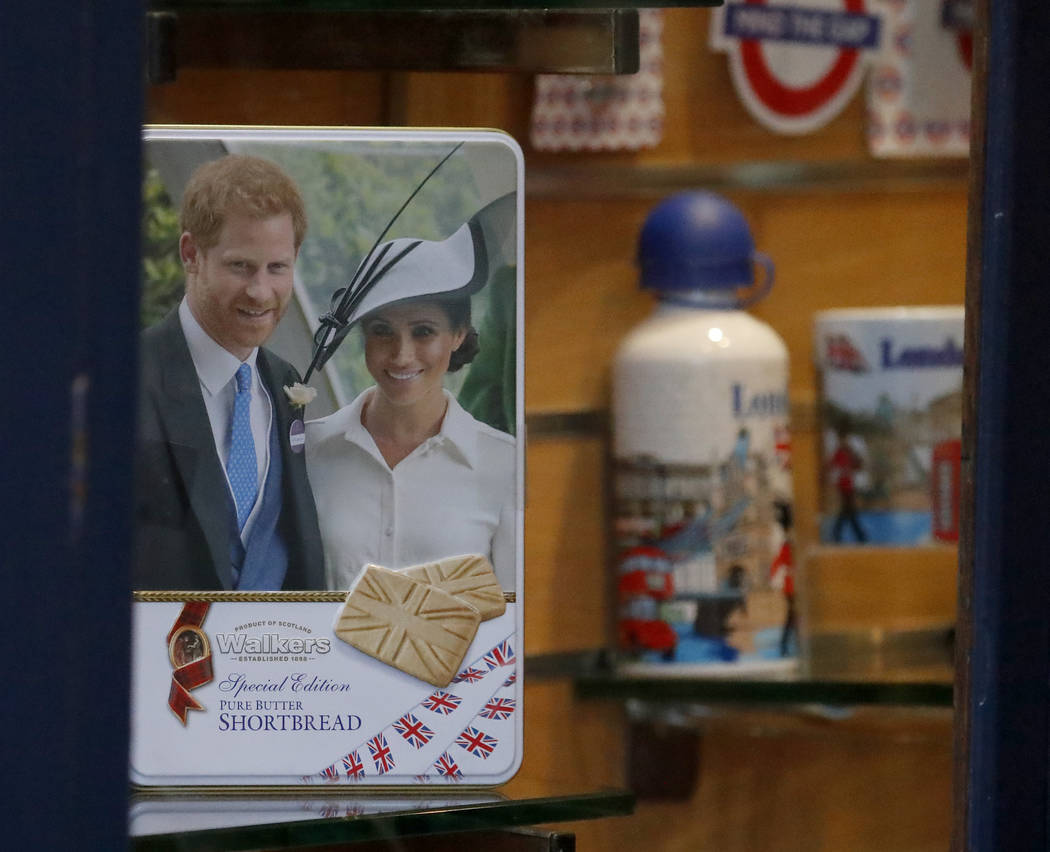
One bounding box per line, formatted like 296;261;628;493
637;191;774;295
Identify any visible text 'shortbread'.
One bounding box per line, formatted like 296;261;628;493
334;565;481;687
399;554;507;621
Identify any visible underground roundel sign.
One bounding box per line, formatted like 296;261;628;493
711;0;883;135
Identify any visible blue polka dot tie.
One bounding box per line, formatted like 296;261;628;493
227;363;258;531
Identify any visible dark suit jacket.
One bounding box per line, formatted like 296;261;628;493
134;309;324;590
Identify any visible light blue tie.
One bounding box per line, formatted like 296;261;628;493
227;363;258;531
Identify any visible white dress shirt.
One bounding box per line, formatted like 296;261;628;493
305;388;516;590
178;298;273;540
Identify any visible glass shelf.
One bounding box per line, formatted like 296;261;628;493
526;159;971;200
577;669;953;707
150;1;720;11
146;6;647;78
130;781;634;850
571;628;956;708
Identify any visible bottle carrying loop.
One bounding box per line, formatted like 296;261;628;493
738;252;775;307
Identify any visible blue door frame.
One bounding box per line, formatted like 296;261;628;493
955;0;1050;849
1;0;140;847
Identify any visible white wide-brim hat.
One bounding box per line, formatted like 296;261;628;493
345;220;487;325
306;193;517;381
344;191;516;324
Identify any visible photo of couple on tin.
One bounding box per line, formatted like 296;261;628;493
134;148;518;594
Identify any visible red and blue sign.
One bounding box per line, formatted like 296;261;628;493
711;0;884;134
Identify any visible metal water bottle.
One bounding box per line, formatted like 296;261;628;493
612;191;796;672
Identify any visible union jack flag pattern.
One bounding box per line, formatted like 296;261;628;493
318;803;366;819
451;665;487;684
313;633;518;782
342;750;365;779
367;733;396;774
479;697;516;720
483;639;515;670
456;725;498;760
394;713;435;749
422;690;462;715
320;764;340;781
434;751;464;778
455;678;519;774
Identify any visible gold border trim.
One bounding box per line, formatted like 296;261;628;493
131;783;505;797
135;591;517;603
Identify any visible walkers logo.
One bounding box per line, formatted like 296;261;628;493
214;619;333;662
823;334;869;373
214;632;332;656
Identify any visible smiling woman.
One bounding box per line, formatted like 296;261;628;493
305;223;516;591
360;301;469;465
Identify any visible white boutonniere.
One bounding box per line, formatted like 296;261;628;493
283;382;317;407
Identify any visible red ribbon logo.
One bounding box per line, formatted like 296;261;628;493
167;602;213;724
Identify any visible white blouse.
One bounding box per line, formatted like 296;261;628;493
305;389;517;590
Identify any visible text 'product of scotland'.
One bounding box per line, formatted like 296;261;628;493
612;191;797;674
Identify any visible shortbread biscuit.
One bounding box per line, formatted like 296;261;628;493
334;565;481;687
400;554;507;621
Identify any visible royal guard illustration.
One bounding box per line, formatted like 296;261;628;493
770;500;796;656
827;426;869;543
